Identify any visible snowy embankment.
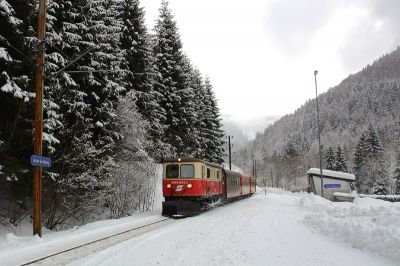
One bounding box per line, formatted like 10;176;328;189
0;212;165;265
301;193;400;262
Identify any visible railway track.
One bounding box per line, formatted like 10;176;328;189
21;217;174;266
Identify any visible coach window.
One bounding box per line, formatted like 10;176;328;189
180;164;194;178
217;170;220;179
166;164;179;178
207;168;210;179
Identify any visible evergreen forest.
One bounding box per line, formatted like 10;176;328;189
0;0;225;228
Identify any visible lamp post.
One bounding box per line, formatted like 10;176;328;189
314;70;324;197
227;136;233;170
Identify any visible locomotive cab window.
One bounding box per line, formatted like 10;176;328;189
180;164;195;178
166;164;179;178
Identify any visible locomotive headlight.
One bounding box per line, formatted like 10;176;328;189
166;183;172;188
187;183;193;188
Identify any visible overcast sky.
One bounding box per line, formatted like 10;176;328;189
142;0;400;124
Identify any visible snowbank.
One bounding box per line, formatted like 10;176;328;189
302;194;400;262
0;212;165;265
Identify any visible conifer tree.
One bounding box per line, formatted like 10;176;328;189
184;65;205;158
0;0;37;208
354;126;389;194
152;0;198;157
324;146;335;170
120;0;166;155
393;151;400;195
353;134;368;192
366;123;384;159
335;145;348;172
203;77;225;163
370;176;389;195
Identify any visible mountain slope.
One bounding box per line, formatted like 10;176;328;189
240;47;400;175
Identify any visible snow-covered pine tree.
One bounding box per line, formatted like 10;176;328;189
393;150;400;195
152;0;198;157
179;55;203;156
335;145;348;172
203;77;225;163
0;0;37;221
353;125;389;194
353;133;368;192
188;67;207;159
370;176;390;195
36;0;106;228
119;0;168;159
366;123;384;159
364;125;389;194
324;146;335;170
79;0;125;164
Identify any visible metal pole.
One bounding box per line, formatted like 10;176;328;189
251;154;254;176
254;160;257;178
271;169;273;188
33;0;47;237
314;70;324;198
228;136;232;170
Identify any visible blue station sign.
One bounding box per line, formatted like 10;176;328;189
324;183;341;189
31;155;52;168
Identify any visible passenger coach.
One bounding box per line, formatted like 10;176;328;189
162;157;256;216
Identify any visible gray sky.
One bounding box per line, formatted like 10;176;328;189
143;0;400;123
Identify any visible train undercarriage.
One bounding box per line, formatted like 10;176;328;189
162;196;223;217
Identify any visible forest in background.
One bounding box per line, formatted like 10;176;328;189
238;47;400;195
0;0;224;228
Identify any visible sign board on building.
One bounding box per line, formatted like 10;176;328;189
31;155;51;168
324;183;341;189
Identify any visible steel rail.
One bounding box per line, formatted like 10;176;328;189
21;217;171;265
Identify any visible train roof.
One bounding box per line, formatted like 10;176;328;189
162;157;222;168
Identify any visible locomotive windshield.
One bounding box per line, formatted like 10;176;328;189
180;164;194;178
165;164;195;178
166;164;179;178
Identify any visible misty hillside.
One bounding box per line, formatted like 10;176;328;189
239;47;400;177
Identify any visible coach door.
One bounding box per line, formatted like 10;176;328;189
221;170;226;198
201;165;206;195
206;167;211;196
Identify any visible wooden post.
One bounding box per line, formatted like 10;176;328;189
33;0;47;237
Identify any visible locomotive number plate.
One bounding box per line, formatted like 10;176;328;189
171;180;188;184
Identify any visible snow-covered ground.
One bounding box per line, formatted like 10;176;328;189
1;189;399;266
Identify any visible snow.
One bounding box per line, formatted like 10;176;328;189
303;195;400;262
0;78;32;102
0;212;166;265
95;121;104;128
307;168;356;181
0;48;12;61
1;189;399;265
70;189;397;266
0;0;12;14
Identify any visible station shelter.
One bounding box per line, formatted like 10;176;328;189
306;168;356;201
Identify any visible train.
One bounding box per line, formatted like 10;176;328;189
162;157;256;216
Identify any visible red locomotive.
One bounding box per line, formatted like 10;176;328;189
162;157;256;216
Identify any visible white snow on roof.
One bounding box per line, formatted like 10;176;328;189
307;168;355;181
